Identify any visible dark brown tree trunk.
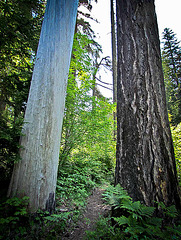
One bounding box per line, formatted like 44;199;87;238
111;0;117;104
115;0;181;210
111;0;117;140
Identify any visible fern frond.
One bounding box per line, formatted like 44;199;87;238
145;217;162;227
138;205;155;218
120;199;136;213
164;205;178;218
124;225;145;236
113;216;129;226
156;202;178;218
102;184;131;208
44;212;70;222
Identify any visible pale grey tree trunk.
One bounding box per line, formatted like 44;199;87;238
115;0;181;210
8;0;79;213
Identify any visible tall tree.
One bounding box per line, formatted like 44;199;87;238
115;0;181;210
110;0;117;104
8;0;79;213
162;28;181;125
110;0;117;139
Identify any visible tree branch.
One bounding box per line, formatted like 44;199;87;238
97;83;113;91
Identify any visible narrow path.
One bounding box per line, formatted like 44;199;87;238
62;186;111;240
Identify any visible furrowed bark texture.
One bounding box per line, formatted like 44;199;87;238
8;0;79;212
115;0;181;209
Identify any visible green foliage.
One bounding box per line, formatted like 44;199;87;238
0;0;45;187
162;28;181;187
0;196;74;239
0;114;24;183
157;202;178;218
102;184;131;208
56;158;107;211
171;123;181;185
60;32;116;174
44;212;70;223
58;33;115;235
0;196;29;239
86;184;181;240
57;165;94;204
86;217;121;240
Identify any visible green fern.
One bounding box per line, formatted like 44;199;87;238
102;184;131;208
137;205;155;218
145;217;162;227
120;200;141;214
101;184;181;239
113;216;130;226
156;202;178;218
44;212;71;223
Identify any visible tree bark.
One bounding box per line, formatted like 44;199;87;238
8;0;79;213
111;0;117;104
115;0;181;209
110;0;117;140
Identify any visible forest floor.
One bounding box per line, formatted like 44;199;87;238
61;186;111;240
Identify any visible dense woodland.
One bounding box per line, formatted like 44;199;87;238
0;0;181;239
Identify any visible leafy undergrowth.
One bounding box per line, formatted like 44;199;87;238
0;196;72;239
0;158;114;239
55;158;114;235
1;161;180;240
171;122;181;186
86;184;181;240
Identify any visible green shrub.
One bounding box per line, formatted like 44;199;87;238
0;196;73;239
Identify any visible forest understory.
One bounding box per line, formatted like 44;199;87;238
61;186;111;240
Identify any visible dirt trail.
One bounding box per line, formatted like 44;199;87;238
62;187;110;240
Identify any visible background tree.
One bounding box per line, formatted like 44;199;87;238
162;28;181;125
110;0;117;139
110;0;117;104
115;0;181;210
